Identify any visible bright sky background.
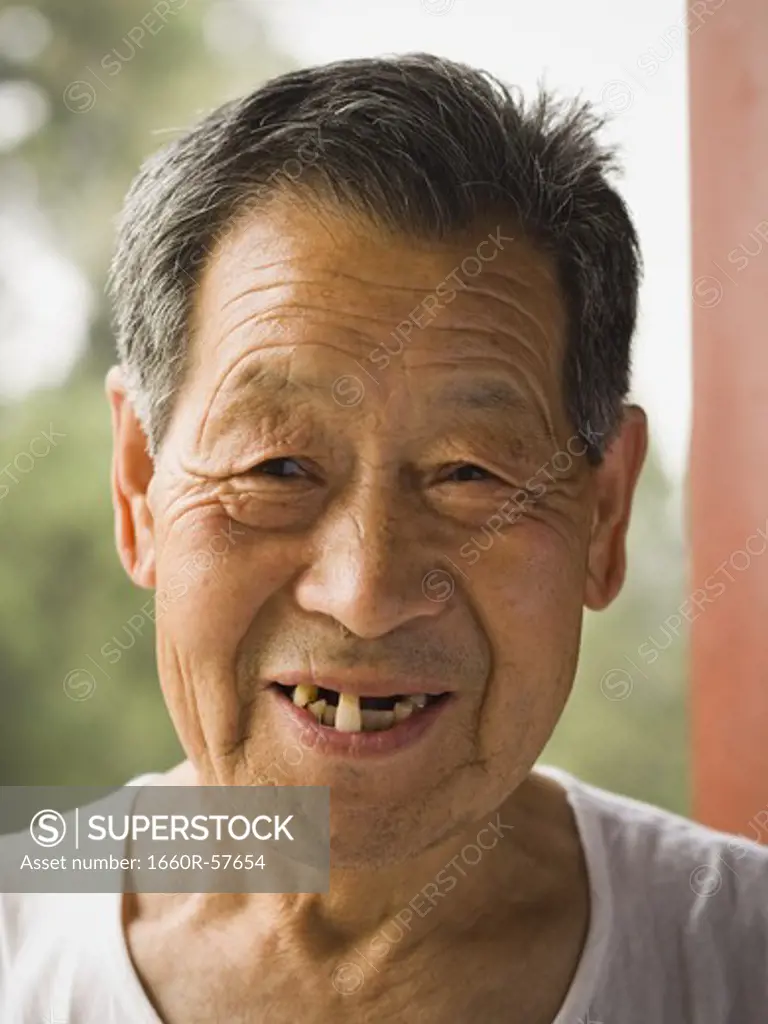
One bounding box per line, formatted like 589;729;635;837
1;0;691;482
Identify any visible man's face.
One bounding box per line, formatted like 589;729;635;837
119;196;609;866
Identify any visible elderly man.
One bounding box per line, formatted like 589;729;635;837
2;53;767;1023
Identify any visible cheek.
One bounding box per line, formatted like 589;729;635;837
152;508;309;763
153;508;295;680
472;521;587;728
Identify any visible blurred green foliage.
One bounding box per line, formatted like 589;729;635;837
0;0;688;812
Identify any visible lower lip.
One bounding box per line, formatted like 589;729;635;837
270;686;453;757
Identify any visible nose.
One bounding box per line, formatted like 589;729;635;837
294;484;448;639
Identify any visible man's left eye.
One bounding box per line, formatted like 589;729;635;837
252;457;307;478
442;463;496;483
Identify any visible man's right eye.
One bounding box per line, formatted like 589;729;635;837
251;458;307;479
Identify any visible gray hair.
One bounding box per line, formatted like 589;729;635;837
107;53;641;462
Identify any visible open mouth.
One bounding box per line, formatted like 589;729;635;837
272;682;449;733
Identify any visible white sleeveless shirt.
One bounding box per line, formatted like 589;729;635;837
0;766;766;1022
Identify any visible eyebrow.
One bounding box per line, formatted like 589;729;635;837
220;362;328;400
438;379;530;414
435;379;557;444
228;368;535;409
211;363;555;442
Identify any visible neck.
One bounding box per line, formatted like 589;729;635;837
146;762;576;960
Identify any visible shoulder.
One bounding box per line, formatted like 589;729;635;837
0;773;161;998
0;883;110;1020
539;767;768;1018
559;769;768;899
543;767;768;1005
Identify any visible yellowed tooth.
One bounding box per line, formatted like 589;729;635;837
307;699;327;722
393;700;414;721
335;692;362;732
292;684;317;708
411;694;428;708
322;704;336;727
361;709;395;731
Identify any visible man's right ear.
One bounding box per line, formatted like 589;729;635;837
105;366;156;589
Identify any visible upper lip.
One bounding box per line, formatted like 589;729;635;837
270;673;452;698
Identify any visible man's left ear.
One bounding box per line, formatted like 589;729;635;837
584;404;648;611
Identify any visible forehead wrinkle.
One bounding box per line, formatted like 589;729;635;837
496;295;549;343
206;250;560;355
218;273;297;317
279;269;445;298
193;346;327;452
218;272;429;316
422;322;556;363
208;308;412;371
448;281;553;344
213;246;556;316
214;298;434;347
496;323;558;378
453;264;554;296
320;268;551;314
218;267;548;310
215;259;470;325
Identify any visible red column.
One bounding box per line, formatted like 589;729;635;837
689;0;768;838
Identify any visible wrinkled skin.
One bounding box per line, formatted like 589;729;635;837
108;193;647;1023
